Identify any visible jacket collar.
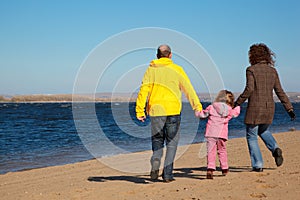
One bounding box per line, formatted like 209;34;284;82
150;58;173;67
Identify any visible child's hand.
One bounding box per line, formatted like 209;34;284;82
195;110;209;118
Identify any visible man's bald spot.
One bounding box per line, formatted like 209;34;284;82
157;44;171;58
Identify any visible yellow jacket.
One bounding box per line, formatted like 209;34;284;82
136;58;202;118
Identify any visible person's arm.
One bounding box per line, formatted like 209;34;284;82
235;68;254;106
230;106;241;118
221;105;240;122
179;68;203;112
273;70;295;120
195;106;210;118
135;68;152;122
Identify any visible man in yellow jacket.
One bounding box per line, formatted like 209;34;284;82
136;44;203;182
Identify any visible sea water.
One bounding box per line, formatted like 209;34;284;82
0;102;299;174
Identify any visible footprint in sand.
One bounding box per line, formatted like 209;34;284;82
250;192;267;198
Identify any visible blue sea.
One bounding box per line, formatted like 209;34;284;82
0;102;299;174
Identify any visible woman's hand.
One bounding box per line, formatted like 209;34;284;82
288;109;296;121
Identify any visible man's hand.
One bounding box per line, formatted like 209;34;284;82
137;116;146;122
194;110;201;118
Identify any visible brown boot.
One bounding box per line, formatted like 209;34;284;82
222;169;229;176
206;169;214;179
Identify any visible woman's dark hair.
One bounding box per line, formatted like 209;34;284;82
248;43;276;66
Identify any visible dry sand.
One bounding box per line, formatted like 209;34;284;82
1;131;300;200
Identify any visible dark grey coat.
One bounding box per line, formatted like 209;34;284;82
236;63;293;125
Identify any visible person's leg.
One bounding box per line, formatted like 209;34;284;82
206;137;217;170
217;138;228;174
246;125;263;170
258;124;283;167
163;115;181;182
258;124;278;151
206;137;217;179
150;116;166;179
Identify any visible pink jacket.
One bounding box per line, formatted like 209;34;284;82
196;102;240;140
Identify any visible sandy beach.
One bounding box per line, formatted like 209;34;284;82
1;131;300;200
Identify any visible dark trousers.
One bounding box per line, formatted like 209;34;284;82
150;115;181;180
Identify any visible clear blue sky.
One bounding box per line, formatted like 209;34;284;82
1;0;299;95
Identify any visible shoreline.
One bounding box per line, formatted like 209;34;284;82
2;130;297;175
1;130;298;175
1;131;300;199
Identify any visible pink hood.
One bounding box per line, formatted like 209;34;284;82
212;102;229;117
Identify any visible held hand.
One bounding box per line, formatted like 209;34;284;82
234;101;240;108
137;116;146;122
288;110;296;121
194;110;201;118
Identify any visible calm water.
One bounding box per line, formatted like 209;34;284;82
0;102;299;174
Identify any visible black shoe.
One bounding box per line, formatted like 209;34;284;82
150;170;159;180
163;178;176;183
150;159;160;180
162;172;176;183
273;148;283;167
252;167;263;172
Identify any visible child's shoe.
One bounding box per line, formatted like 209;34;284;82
206;169;214;179
222;169;229;176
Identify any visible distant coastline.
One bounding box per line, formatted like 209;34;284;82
0;93;137;103
1;92;300;103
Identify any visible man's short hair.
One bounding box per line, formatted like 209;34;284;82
157;44;171;58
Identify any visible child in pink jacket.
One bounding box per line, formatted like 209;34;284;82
195;90;240;179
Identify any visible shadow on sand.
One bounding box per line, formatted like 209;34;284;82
87;165;272;184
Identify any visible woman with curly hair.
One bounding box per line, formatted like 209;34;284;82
235;43;296;172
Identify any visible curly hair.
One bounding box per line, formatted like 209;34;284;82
248;43;276;66
214;90;235;108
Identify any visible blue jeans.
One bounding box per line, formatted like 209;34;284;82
246;124;279;168
150;115;181;180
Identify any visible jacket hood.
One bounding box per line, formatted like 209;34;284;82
212;102;229;117
150;58;173;68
